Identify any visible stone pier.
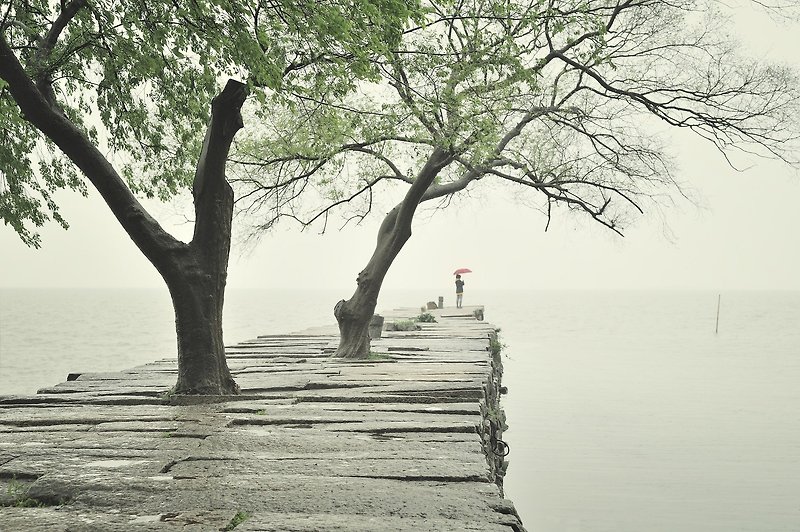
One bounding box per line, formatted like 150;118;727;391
0;305;524;531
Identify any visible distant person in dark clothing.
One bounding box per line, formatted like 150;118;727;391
455;274;465;308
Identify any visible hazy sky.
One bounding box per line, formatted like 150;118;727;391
2;4;799;292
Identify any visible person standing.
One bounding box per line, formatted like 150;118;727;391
455;274;465;308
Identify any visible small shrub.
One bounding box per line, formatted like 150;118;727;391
489;333;507;360
415;312;437;323
392;319;420;331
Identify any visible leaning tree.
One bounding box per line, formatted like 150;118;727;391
234;0;800;358
0;0;417;392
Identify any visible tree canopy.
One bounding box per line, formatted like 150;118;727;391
0;0;419;247
234;0;800;235
1;0;421;390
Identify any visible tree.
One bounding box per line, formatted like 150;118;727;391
0;1;417;392
234;0;800;357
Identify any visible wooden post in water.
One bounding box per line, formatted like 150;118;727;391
715;294;721;334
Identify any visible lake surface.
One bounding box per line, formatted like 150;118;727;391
1;288;798;531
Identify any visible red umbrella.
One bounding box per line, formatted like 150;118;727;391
453;268;472;275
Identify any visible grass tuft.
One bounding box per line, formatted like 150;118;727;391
2;476;65;508
222;510;250;531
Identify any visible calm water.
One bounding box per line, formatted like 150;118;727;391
1;288;799;531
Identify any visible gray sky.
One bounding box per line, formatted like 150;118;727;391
2;4;799;292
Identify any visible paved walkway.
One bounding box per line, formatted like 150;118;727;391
0;305;525;531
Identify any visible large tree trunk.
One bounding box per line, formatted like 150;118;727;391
334;210;402;358
333;148;453;358
163;79;246;394
334;294;375;359
169;273;237;395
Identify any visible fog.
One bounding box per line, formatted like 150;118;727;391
2;4;799;293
